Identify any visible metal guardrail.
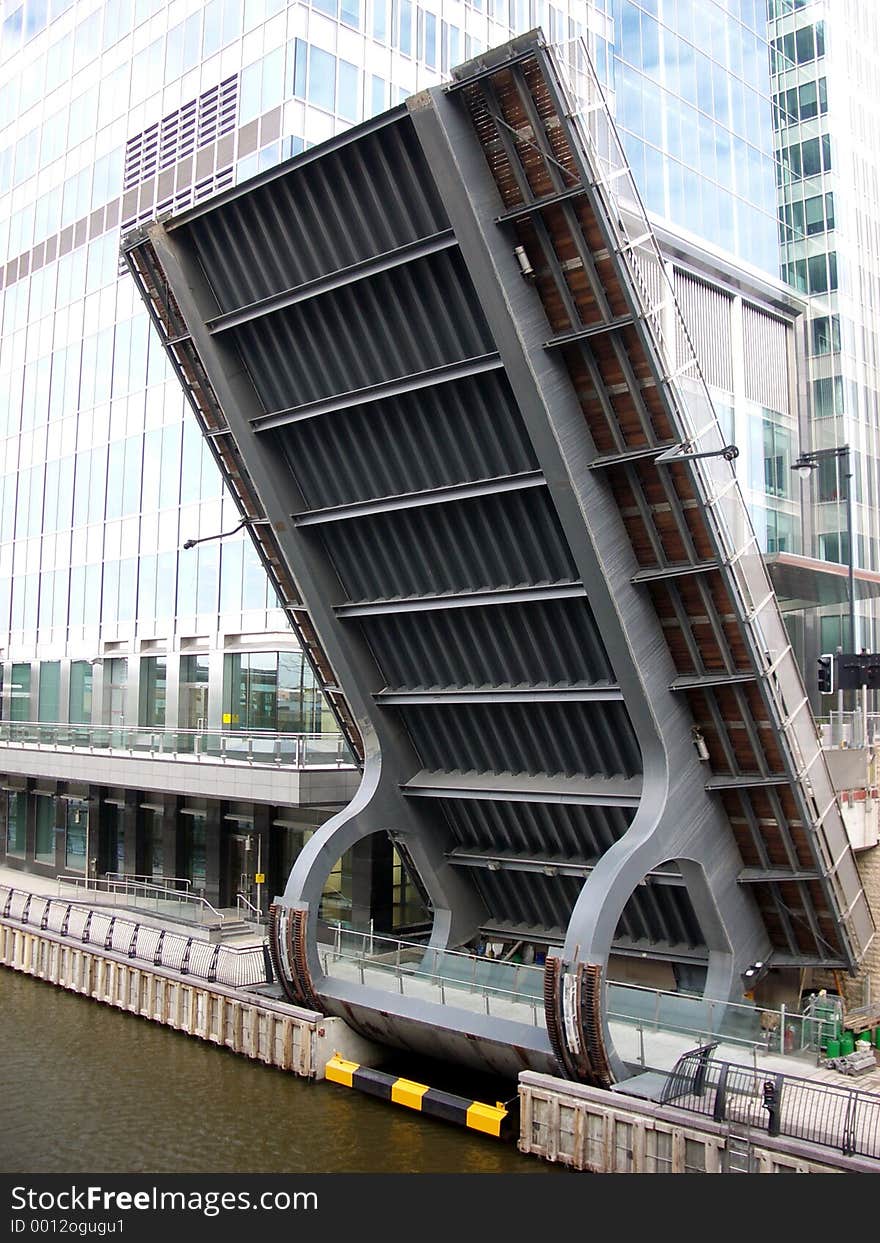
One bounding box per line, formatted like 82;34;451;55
105;871;192;890
57;874;225;927
0;883;271;990
0;723;355;768
321;925;545;1024
607;979;810;1057
236;891;264;925
662;1046;880;1161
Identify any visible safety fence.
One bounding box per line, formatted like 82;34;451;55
0;883;271;990
662;1045;880;1160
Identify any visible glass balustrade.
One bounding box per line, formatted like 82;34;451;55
0;721;355;768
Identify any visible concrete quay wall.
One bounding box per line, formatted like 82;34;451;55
518;1071;880;1174
0;917;376;1079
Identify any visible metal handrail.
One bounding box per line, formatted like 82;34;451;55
236;892;264;924
661;1048;880;1161
321;947;543;1021
0;722;356;769
0;883;270;988
105;871;192;890
322;924;544;1017
56;874;225;926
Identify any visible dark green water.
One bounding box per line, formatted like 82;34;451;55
0;970;552;1174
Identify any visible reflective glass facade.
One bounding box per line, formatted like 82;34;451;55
770;0;880;653
606;0;780;272
0;0;601;728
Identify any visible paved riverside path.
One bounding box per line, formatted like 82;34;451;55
3;864;879;1096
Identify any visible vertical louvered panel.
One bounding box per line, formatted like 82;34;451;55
743;304;790;412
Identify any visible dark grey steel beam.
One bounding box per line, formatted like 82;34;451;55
495;184;586;223
589;444;676;469
544;317;635;348
402;769;642;807
705;775;790;789
443;48;541;92
207;230;457;335
334;580;587;618
631;560;722;583
606;936;708;963
251;353;504;431
292;469;545;527
375;682;623;705
449;848;686;884
738;868;822;883
727;788;800;959
671;672;757;689
448;850;593;877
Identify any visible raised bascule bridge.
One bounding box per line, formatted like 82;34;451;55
123;32;873;1087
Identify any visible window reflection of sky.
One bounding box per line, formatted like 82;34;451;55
609;0;779;272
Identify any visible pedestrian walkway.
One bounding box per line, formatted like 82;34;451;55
2;863;878;1096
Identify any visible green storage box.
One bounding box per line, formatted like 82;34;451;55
825;1037;840;1058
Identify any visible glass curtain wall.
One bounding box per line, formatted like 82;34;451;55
608;0;779;272
223;651;325;732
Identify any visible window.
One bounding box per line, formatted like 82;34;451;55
812;375;844;418
139;657;167;727
184;812;207;892
10;663;30;721
65;799;88;871
38;662;60;723
763;416;793;499
337;60;359;121
810;315;840;356
5;791;25;858
35;796;55;865
69;662;93;725
222;651;326;732
308;46;335;112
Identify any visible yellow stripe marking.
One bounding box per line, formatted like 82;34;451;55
325;1055;360;1087
391;1078;430;1110
465;1102;508;1137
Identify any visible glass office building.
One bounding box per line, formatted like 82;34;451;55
0;0;604;903
0;0;842;917
606;0;780;274
770;0;880;655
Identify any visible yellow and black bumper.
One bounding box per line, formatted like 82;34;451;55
325;1056;513;1139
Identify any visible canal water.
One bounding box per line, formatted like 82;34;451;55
0;971;553;1174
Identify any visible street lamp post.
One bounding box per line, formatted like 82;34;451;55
791;444;856;655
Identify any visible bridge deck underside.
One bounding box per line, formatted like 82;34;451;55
122;37;871;975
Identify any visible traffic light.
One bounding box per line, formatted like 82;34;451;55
817;653;835;694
